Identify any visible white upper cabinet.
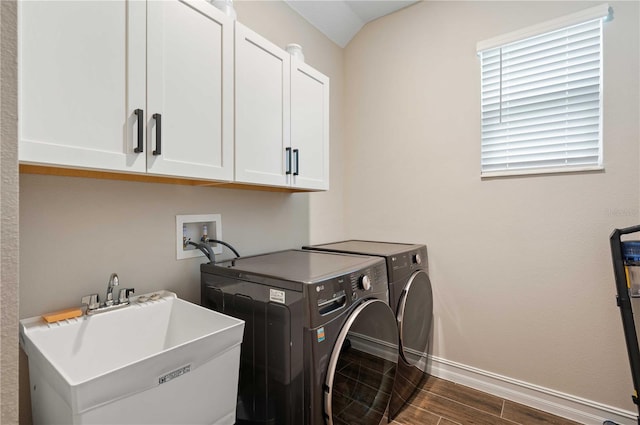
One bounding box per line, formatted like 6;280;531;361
290;59;330;191
146;1;233;180
19;1;146;173
19;1;328;191
235;23;330;190
19;0;234;181
234;23;291;187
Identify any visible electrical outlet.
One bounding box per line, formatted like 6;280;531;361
176;214;222;260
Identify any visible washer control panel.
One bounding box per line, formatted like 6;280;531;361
390;245;428;281
359;274;372;291
306;260;387;328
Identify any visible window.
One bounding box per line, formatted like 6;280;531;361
477;4;612;177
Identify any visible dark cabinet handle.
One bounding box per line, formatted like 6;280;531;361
285;147;292;175
153;113;162;156
134;109;143;153
293;149;299;176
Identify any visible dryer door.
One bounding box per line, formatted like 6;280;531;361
397;270;433;366
324;299;398;425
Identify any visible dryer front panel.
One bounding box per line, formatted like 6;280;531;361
397;270;433;366
324;299;398;425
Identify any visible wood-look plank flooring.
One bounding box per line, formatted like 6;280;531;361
392;374;583;425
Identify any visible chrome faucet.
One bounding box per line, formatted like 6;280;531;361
81;273;134;316
105;273;119;306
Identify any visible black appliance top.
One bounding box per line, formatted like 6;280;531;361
305;240;424;256
209;249;383;284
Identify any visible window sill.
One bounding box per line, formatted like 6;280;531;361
481;165;605;179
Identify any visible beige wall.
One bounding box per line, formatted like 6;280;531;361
17;1;344;420
19;176;311;315
344;0;640;411
1;0;19;423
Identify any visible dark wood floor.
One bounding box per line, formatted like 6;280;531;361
391;374;583;425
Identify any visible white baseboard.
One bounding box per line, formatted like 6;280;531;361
426;355;636;425
347;332;637;425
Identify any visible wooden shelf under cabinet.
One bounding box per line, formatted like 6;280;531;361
19;164;315;193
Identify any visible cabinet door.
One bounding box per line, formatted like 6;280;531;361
291;60;330;190
146;0;233;181
19;0;146;173
235;23;291;187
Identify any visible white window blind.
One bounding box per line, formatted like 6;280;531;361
478;6;611;177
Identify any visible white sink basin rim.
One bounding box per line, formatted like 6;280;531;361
20;291;244;423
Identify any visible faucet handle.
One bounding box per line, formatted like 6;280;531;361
118;288;135;304
81;294;100;311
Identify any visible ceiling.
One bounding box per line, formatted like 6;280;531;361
283;0;419;48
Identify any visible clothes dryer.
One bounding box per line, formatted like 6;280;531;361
303;241;433;419
201;250;399;425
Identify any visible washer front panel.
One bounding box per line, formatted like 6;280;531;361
397;270;433;366
324;299;398;425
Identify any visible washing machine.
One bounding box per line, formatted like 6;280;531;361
303;241;433;419
201;250;399;425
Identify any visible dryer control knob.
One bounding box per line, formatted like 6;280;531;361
359;275;372;291
413;254;422;265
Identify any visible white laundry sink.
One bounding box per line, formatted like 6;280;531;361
20;291;244;425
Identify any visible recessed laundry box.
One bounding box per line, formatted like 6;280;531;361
20;291;244;425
